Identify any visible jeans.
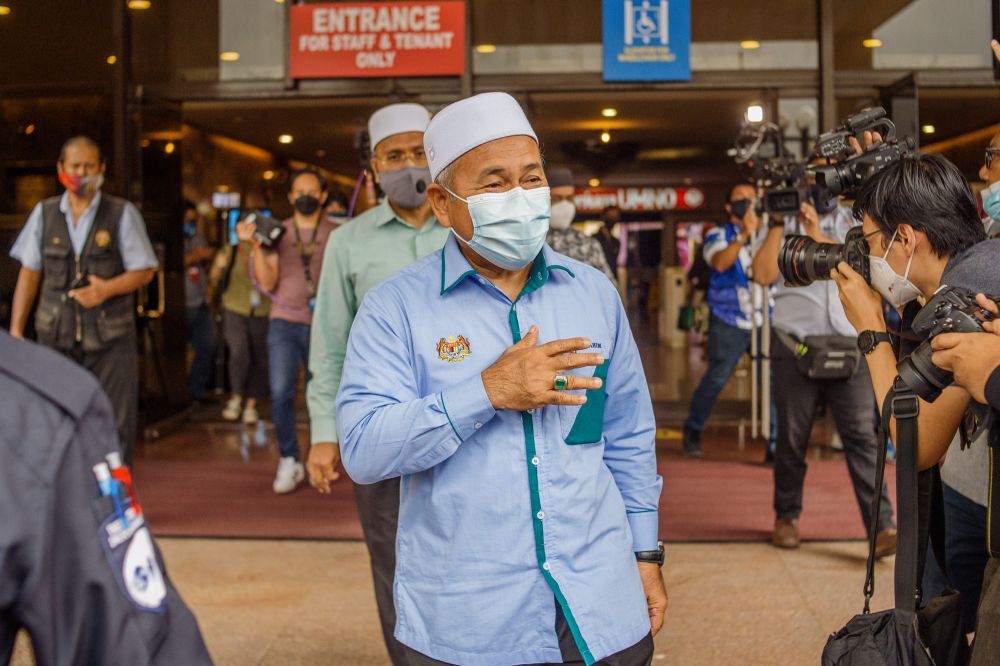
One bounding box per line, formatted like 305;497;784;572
186;304;216;400
684;314;776;447
267;318;311;461
943;482;989;633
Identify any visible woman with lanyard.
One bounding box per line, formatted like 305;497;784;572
237;167;334;494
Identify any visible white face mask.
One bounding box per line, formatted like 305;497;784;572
868;228;922;309
549;200;576;230
443;185;551;270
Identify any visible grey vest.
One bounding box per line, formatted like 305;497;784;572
35;195;135;352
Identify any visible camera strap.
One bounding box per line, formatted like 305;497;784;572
292;220;320;296
988;421;1000;559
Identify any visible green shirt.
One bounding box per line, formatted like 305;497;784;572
307;200;448;444
221;243;270;318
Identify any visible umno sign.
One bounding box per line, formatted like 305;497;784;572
290;2;466;78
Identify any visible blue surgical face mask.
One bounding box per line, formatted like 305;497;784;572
982;181;1000;220
442;185;551;270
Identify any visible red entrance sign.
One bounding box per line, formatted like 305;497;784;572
289;2;465;79
575;187;706;213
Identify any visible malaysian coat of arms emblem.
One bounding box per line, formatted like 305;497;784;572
437;335;471;362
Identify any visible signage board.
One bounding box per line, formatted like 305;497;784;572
290;2;465;78
575;186;704;213
602;0;691;82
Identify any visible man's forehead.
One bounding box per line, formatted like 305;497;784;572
455;135;541;177
292;174;322;190
62;145;100;163
376;131;424;153
731;185;755;199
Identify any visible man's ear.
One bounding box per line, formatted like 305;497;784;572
426;184;452;229
896;224;918;252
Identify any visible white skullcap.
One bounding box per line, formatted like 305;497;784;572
368;103;431;150
424;92;538;181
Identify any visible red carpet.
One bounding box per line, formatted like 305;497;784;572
133;457;895;543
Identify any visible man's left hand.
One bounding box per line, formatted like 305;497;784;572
831;261;886;334
637;562;668;636
69;275;109;309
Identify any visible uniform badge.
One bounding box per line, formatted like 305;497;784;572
52;236;61;245
95;230;111;248
437;335;471;363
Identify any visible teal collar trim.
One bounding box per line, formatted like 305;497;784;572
439;236;576;297
375;199;440;231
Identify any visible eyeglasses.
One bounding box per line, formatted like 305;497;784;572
986;147;1000;168
376;149;426;167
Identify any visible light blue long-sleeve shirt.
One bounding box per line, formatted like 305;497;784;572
337;234;662;666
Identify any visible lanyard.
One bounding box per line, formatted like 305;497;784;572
292;220;320;296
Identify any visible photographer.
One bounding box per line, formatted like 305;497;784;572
237;167;334;494
752;186;895;553
831;154;1000;662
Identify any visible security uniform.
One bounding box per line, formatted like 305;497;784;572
0;330;212;665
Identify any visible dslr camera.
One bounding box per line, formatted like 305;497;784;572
812;106;915;198
778;225;871;287
243;210;285;249
897;287;999;402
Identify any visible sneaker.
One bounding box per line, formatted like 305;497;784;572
242;406;259;425
222;397;241;421
272;456;304;494
682;426;703;458
772;518;800;549
874;528;897;559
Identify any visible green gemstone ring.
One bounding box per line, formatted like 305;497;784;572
553;374;569;391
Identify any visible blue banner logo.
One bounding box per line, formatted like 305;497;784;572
602;0;691;82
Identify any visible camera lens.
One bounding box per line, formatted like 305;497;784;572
778;235;846;287
897;341;953;403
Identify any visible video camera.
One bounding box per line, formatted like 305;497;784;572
812;107;916;198
897;287;999;402
243;210;285;249
728;122;808;216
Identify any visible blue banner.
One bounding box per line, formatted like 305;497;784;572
602;0;691;82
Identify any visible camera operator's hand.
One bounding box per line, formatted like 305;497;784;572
931;329;1000;404
848;132;885;156
992;39;1000;66
799;202;821;239
235;219;258;245
740;205;760;237
831;261;886;334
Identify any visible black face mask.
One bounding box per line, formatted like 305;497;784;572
294;194;321;216
729;198;751;220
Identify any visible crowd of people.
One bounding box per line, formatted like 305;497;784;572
6;47;1000;665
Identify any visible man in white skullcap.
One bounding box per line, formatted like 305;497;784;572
545;166;616;281
307;102;449;665
337;92;666;665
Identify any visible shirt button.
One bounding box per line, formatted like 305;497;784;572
536;511;545;520
531;456;539;466
474;422;482;429
542;561;551;571
527;408;534;414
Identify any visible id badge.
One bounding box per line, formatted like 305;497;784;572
309;297;317;313
250;289;261;308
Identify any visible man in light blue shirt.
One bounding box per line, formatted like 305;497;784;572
337;93;666;666
8;136;157;463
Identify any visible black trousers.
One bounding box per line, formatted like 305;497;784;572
64;332;138;464
354;477;408;665
771;331;894;534
222;309;269;399
401;602;654;666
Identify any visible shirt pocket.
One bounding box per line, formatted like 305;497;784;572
42;245;72;289
88;247;118;279
558;359;609;445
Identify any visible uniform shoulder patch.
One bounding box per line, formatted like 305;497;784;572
437;335;471;362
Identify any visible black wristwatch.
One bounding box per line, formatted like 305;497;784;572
857;330;892;356
635;541;665;567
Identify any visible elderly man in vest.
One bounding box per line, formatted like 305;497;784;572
9;136;158;464
337;93;667;665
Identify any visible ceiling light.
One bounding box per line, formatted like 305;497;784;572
475;44;497;54
164;142;176;155
739;40;761;50
24;124;35;135
278;134;293;144
601;107;618;118
140;139;151;148
263;170;275;180
588;178;601;188
219;51;240;62
922;124;936;135
863;38;883;49
274;0;285;3
127;0;151;9
600;131;611;144
746;104;764;124
316;149;327;158
106;55;117;65
0;6;11;16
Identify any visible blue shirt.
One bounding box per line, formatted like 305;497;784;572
337;235;661;666
702;222;758;329
771;205;856;339
9;192;158;272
